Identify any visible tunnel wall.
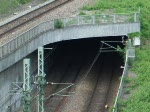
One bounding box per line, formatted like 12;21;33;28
0;23;140;72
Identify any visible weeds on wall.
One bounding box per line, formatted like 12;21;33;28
54;19;64;29
117;45;126;61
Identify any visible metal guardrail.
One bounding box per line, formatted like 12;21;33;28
0;12;139;59
113;49;129;112
128;47;135;59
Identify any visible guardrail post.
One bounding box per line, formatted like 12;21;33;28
0;47;2;58
63;19;66;27
77;16;80;25
139;7;141;13
134;13;137;22
113;14;116;23
2;46;4;58
52;19;55;29
92;16;95;24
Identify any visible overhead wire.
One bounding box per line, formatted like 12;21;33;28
77;42;104;85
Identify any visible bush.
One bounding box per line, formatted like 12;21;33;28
54;19;64;28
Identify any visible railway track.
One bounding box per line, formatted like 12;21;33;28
0;0;72;39
55;48;105;112
58;44;121;112
30;39;123;112
86;53;114;112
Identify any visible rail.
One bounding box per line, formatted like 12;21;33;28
0;0;71;36
0;0;55;26
0;12;140;59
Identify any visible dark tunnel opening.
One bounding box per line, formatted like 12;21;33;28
40;36;126;112
43;36;127;75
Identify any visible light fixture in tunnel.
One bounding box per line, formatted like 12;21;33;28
120;66;125;68
44;48;53;50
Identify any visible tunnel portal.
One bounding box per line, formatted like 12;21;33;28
0;36;126;112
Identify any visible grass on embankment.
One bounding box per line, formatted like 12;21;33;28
0;0;31;14
81;0;150;111
120;46;150;112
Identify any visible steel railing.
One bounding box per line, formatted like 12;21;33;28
113;49;129;112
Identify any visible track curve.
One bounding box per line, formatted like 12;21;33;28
42;38;123;112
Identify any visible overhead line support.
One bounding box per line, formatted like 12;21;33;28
23;59;32;112
35;47;47;112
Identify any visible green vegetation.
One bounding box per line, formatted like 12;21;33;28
0;0;18;14
128;32;140;39
54;19;64;28
65;18;77;26
17;0;31;4
0;0;31;14
123;83;150;112
79;11;87;15
117;46;150;112
81;0;150;40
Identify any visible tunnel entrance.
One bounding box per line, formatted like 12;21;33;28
40;36;125;112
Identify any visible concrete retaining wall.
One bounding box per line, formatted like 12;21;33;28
0;49;54;112
0;51;37;112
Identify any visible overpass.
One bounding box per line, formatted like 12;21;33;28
0;12;140;112
0;12;140;72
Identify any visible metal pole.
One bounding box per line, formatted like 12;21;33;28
134;13;137;22
113;14;116;23
63;19;66;27
92;16;95;24
128;39;132;48
77;16;80;25
35;47;46;112
23;59;32;112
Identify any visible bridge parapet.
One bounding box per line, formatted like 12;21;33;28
63;12;140;26
0;12;140;60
